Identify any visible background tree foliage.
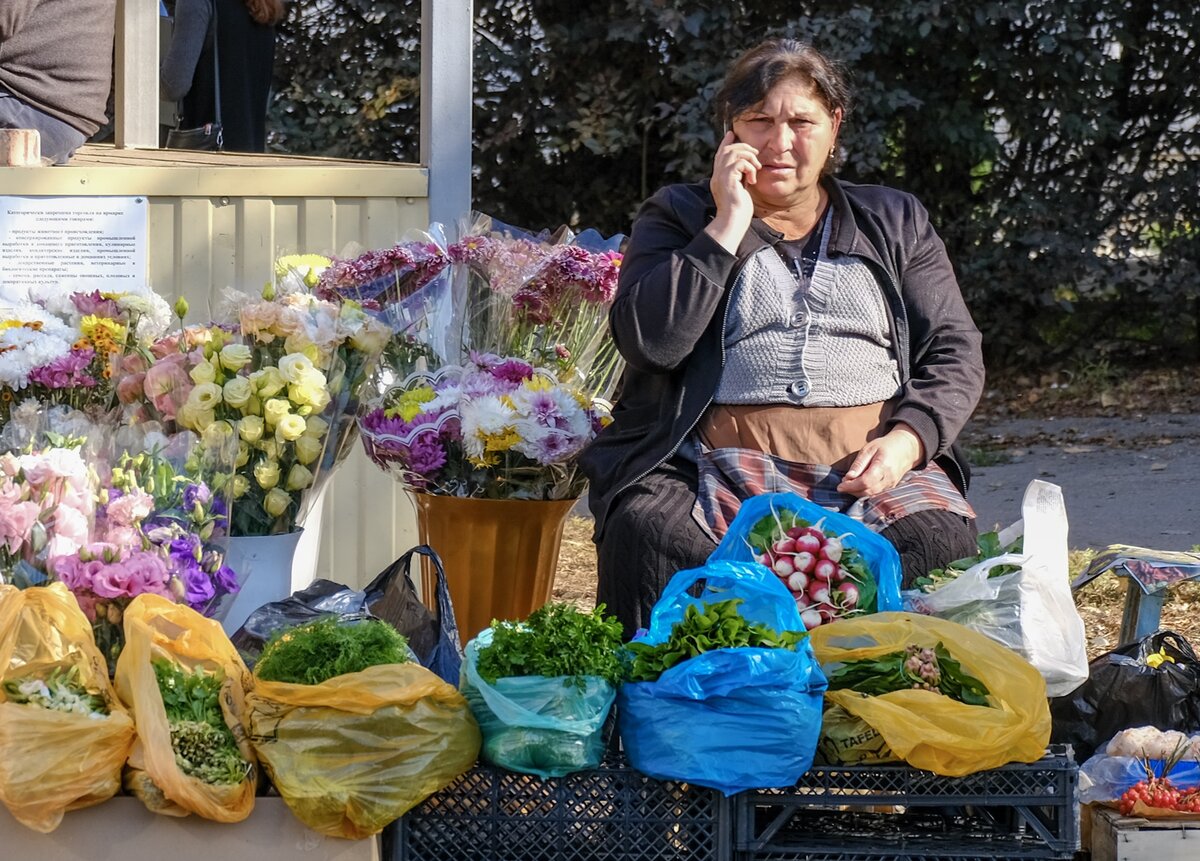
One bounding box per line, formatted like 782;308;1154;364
271;1;1199;369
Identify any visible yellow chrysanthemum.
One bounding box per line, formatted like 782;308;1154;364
80;315;127;351
384;385;437;422
483;428;522;453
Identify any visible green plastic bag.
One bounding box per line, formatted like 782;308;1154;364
463;629;615;779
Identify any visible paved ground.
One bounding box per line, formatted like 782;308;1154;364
962;411;1200;551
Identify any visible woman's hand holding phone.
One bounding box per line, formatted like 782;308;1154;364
705;129;759;254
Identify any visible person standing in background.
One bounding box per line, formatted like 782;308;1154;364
161;0;284;153
0;0;117;164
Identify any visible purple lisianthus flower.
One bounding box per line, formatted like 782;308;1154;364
182;567;216;607
214;564;239;595
169;533;203;563
183;483;212;510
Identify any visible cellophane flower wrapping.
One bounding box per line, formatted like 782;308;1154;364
0;404;239;673
0;290;172;428
353;215;624;500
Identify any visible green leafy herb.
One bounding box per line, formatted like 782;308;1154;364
152;659;251;785
825;642;991;706
253;617;410;685
915;531;1023;592
476;602;624;689
625;599;807;683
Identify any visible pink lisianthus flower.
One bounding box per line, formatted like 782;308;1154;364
0;499;40;553
123;550;173;599
143;352;192;419
105;488;155;528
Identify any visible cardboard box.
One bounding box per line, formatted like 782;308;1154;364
1092;804;1200;861
0;796;379;861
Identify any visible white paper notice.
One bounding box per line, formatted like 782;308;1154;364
0;196;149;303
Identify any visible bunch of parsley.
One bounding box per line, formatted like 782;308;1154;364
476;602;624;689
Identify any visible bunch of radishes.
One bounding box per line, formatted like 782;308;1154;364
750;513;872;630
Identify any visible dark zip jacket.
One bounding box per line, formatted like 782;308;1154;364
580;178;985;540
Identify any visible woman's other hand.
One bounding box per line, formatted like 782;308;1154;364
705;130;759;254
837;424;926;497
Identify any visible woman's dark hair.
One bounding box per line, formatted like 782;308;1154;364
714;38;852;131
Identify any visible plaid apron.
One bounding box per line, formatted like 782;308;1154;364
694;441;975;540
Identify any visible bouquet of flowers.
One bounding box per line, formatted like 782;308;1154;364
117;276;389;537
448;214;623;396
0;290;170;428
0;432;95;588
49;427;238;671
360;352;608;499
354;215;624;500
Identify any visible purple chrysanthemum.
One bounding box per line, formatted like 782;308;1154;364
28;348;97;390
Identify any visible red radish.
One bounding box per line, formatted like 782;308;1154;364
757;553;773;567
818;605;838;622
800;608;823;630
836;582;860;609
792;550;817;574
773;557;795;577
794;532;822;555
813;558;838;582
794;593;811;609
808;581;831;606
786;525;807;540
773;537;797;555
787;571;809;593
837;565;856;583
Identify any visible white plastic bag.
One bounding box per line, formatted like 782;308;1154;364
903;480;1088;697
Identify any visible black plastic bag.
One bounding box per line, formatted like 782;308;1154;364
1049;630;1200;761
231;545;463;685
361;545;463;685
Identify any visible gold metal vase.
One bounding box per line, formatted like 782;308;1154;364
412;493;578;644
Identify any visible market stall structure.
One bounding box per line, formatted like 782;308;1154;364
0;0;472;595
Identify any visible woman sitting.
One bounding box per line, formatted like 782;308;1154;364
580;38;985;637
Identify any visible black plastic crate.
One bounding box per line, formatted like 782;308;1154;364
734;746;1079;861
386;750;732;861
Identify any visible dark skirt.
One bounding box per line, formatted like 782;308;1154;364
594;459;716;640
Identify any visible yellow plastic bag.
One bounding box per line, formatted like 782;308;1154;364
114;593;257;822
815;703;898;766
0;584;136;833
809;612;1051;776
248;662;482;840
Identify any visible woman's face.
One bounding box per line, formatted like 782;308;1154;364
730;76;842;209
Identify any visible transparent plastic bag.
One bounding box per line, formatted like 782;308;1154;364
0;583;135;832
902;480;1088;698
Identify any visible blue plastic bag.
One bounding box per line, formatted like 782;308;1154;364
708;491;902;615
618;561;828;796
462;628;616;779
1079;753;1200;804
